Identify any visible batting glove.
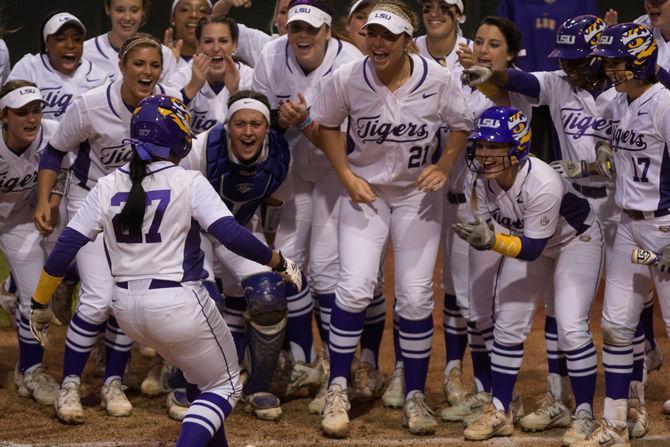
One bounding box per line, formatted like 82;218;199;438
29;298;62;348
453;217;496;251
550;160;588;178
595;141;615;179
273;251;302;290
659;243;670;273
461;66;493;87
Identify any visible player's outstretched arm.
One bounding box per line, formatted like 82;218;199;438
212;0;252;16
34;164;60;235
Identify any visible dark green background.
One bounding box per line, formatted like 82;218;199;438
0;0;646;65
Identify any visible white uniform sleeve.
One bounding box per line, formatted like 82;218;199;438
531;71;559;107
164;64;191;90
252;52;277;108
653;99;670;146
180;131;207;174
191;174;233;229
48;96;89;152
7;54;36;83
67;183;105;240
237;24;272;67
474;181;491;221
0;40;10;85
522;185;562;239
239;64;254;91
312;71;349;128
438;71;474;131
160;45;182;82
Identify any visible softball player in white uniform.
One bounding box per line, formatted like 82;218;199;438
575;23;670;447
8;13;108;121
83;0;183;83
0;39;11;85
29;94;301;447
252;0;363;402
0;83;60;406
313;2;472;437
165;0;212;63
463;15;618;432
454;106;602;444
410;0;473;410
166;15;254;134
33;35;178;424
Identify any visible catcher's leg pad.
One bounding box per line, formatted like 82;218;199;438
242;273;288;395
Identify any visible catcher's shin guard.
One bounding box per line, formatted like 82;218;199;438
242;273;288;395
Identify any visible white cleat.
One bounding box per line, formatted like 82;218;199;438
571;419;631;447
351;362;384;402
626;398;648;439
520;392;572;432
55;381;84;424
663;398;670;415
141;359;173;397
401;392;437;435
441;391;491;422
321;384;350;438
166;388;189;421
242;392;282;421
101;378;132;417
382;366;405;408
443;366;469;406
287;356;327;396
15;364;60;406
308;381;327;415
464;407;514;441
562;409;596;446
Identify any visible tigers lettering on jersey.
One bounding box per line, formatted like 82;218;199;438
561;107;617;140
40;87;73;118
356;115;429;144
0;169;37;194
612;127;648;151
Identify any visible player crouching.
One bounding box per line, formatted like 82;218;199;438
453;107;602;444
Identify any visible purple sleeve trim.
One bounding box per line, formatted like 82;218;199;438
658;67;670;90
43;227;90;277
39;144;66;172
207;216;273;265
517;234;550;261
504;69;541;100
180;88;192;105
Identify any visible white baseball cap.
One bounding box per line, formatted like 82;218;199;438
286;4;333;28
170;0;212;15
422;0;466;24
364;7;414;36
42;13;87;44
0;86;47;111
349;0;376;19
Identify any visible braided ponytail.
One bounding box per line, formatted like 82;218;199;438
118;153;149;237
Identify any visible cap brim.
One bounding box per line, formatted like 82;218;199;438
363;18;404;35
286;14;326;29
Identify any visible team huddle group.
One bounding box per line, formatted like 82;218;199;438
0;0;669;446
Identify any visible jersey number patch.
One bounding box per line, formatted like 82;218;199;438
631;156;650;183
111;189;171;243
408;145;430;169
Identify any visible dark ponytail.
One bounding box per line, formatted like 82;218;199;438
118;153;149;237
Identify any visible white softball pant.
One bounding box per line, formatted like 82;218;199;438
0;220;46;319
469;222;603;351
67;183;114;324
274;169;342;294
111;280;241;402
442;194;472;319
336;185;442;320
602;213;670;343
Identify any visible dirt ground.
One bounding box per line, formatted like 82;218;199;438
1;254;670;447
